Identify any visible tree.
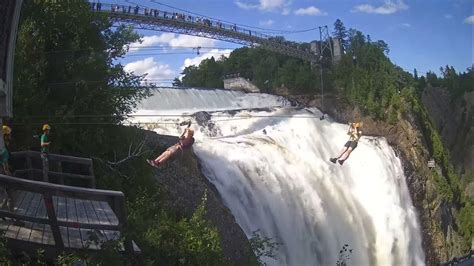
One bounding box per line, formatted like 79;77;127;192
172;77;183;87
374;40;390;55
414;68;418;80
333;19;348;52
13;0;150;155
426;71;440;87
347;29;365;53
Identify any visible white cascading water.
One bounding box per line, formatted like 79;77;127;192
130;89;425;265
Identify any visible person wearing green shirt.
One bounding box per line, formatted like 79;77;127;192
40;124;51;181
41;124;51;154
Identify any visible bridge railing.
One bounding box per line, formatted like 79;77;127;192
89;2;308;52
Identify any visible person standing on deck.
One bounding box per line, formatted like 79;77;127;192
40;124;51;180
1;125;12;176
0;125;14;214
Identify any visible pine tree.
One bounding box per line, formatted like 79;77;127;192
333;19;348;52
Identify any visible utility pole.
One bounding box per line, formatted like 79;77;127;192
318;26;333;120
319;56;324;120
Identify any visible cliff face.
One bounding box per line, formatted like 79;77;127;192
421;88;474;176
288;95;461;265
143;131;256;265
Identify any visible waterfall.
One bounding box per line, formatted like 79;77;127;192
138;87;290;112
132;89;425;265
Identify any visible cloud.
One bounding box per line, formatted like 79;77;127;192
129;33;216;51
235;0;290;12
400;23;411;27
464;15;474;24
444;14;453;19
352;0;408;14
235;1;259;9
259;19;275;26
294;6;327;16
182;49;233;70
124;57;176;85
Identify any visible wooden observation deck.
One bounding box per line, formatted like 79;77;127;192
0;151;140;259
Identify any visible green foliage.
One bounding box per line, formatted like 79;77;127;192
433;171;454;202
249;230;281;265
127;188;228;265
438;65;473;99
55;253;82;265
0;235;11;264
458;199;474;245
13;0;150;155
180;47;320;94
333;19;348;52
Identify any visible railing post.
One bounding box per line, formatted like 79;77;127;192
57;161;64;185
88;162;95;188
43;193;64;249
114;195;132;257
41;153;49;182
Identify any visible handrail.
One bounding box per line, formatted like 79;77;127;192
12;151;93;166
11;150;96;188
14;169;95;180
0;174;122;201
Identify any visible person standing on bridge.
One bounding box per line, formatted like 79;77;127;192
40;124;51;180
147;121;195;168
330;122;363;165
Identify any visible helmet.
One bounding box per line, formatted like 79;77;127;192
42;124;51;131
354;122;363;128
2;125;11;135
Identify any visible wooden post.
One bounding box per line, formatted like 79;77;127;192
114;196;132;256
41;153;49;182
43;193;64;249
88;163;95;188
57;161;64;185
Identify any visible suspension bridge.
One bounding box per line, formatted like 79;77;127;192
91;2;339;64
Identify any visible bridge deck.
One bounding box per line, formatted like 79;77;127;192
1;190;121;250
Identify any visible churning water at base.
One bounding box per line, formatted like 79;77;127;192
132;90;425;265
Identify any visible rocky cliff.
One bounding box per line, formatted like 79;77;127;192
421;88;474;176
143;131;257;265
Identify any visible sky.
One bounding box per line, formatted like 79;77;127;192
107;0;474;86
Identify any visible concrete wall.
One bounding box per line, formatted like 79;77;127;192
223;77;260;93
